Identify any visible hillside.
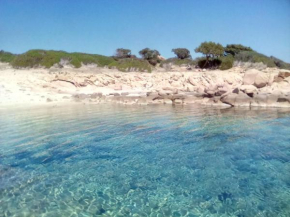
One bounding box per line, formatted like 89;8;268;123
0;48;289;71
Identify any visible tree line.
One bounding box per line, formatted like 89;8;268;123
114;42;253;68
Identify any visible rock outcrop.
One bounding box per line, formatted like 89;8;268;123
1;62;289;107
46;67;290;107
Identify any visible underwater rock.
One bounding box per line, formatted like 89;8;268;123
218;192;233;203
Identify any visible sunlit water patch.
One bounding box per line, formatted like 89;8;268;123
0;105;290;217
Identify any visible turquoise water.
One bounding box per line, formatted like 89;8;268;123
0;105;290;217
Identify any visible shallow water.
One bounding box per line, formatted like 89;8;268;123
0;104;290;217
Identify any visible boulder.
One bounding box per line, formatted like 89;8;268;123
221;92;252;107
254;73;269;88
232;88;239;94
215;87;228;96
224;75;236;85
240;85;258;96
235;92;252;106
278;71;290;79
267;90;282;105
221;93;237;106
253;93;268;106
273;76;284;83
284;77;290;83
188;76;198;86
243;69;261;85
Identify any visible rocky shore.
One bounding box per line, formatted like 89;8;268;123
1;63;290;107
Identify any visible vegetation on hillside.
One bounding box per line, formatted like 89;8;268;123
224;44;253;56
172;48;191;59
0;50;16;63
139;48;161;66
114;48;132;59
160;58;196;67
219;55;234;70
11;50;116;68
194;42;224;69
235;51;277;68
194;42;289;70
270;56;290;70
1;44;289;71
108;58;152;72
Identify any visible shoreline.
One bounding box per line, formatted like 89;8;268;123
1;63;290;108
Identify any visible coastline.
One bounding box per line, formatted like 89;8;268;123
1;63;290;108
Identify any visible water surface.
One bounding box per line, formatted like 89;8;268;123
0;105;290;217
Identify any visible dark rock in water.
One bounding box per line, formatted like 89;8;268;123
95;207;106;215
218;192;233;203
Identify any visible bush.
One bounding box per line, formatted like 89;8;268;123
172;48;191;59
270;56;290;70
235;51;276;68
197;57;221;69
160;58;196;67
195;42;224;59
108;58;152;72
225;44;252;56
115;48;131;59
0;50;16;63
11;50;116;68
219;55;234;70
234;61;267;70
139;48;161;66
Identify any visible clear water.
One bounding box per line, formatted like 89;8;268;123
0;105;290;217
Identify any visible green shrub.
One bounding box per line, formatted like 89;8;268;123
219;55;234;70
172;48;191;59
197;57;221;69
225;44;252;56
0;50;16;63
115;48;131;59
195;42;224;59
235;51;276;67
270;56;290;70
108;58;152;72
139;48;161;66
11;50;116;68
160;58;196;67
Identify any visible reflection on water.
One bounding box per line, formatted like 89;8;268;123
0;104;290;216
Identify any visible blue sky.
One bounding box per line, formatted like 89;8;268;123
1;0;290;62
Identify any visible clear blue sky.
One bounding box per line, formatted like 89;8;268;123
1;0;290;62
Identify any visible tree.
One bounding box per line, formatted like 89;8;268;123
172;48;191;59
224;44;252;56
195;42;224;68
115;48;131;58
139;48;161;66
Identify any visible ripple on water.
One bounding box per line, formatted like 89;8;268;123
0;105;290;216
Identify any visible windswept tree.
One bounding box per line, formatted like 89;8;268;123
115;48;131;58
172;48;191;59
224;44;253;56
195;42;224;68
139;48;161;66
